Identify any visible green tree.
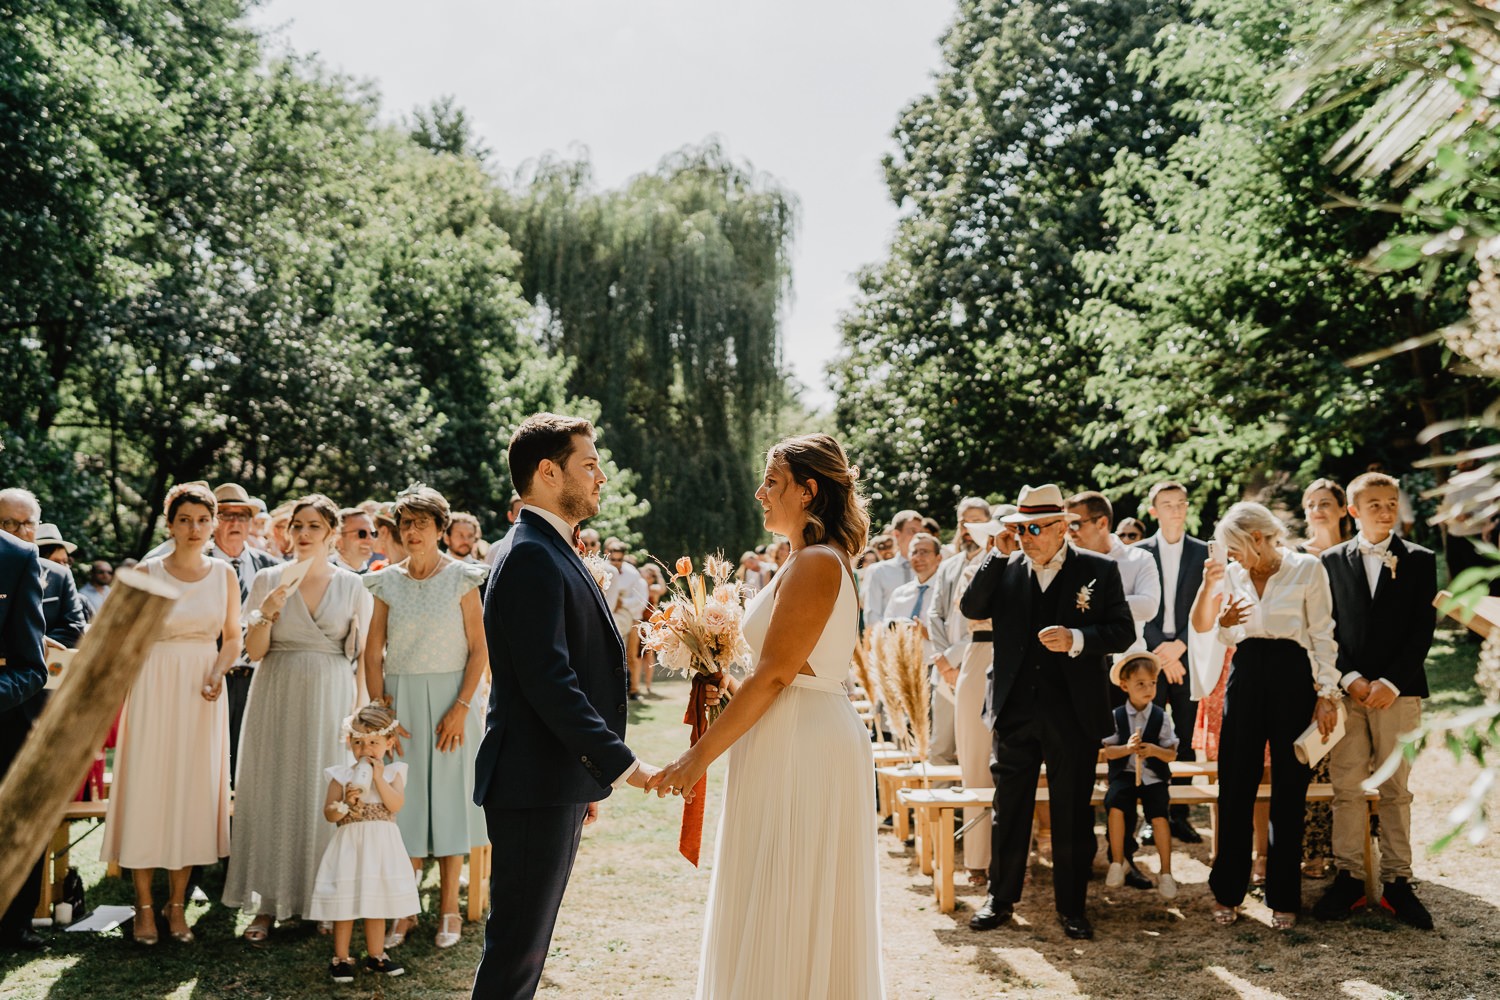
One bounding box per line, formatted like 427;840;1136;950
495;144;796;556
1073;0;1471;519
831;0;1196;521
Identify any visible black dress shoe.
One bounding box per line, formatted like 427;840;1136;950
1059;913;1094;940
1379;878;1433;930
0;929;45;952
1169;816;1204;844
1313;869;1367;921
1124;860;1153;891
968;897;1014;931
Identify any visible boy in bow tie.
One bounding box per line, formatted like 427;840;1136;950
1314;472;1437;928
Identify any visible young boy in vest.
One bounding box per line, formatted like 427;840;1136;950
1102;652;1179;899
1314;472;1438;928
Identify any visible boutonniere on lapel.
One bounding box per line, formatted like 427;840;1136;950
1379;550;1398;579
1075;579;1096;613
581;553;614;592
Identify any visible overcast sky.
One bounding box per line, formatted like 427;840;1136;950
246;0;955;409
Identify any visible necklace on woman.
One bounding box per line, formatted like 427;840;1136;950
407;554;443;582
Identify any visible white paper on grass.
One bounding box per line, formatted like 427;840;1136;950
66;905;137;933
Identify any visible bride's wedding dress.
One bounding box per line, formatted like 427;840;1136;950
696;549;885;999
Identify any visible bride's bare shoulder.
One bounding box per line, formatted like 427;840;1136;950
779;545;845;591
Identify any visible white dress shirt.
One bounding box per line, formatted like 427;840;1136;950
861;554;914;623
518;504;638;787
1028;545;1084;656
1215;550;1341;696
1159;535;1185;634
1339;532;1402;696
885;574;939;658
1105;535;1162;653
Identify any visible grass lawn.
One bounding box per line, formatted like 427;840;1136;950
3;625;1497;999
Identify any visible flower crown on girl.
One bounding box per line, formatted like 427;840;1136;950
341;703;401;739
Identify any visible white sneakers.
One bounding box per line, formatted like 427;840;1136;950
1106;862;1126;888
1158;873;1178;900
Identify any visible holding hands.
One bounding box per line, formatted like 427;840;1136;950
645;749;708;802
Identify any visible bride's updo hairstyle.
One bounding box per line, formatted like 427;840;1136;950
767;434;870;560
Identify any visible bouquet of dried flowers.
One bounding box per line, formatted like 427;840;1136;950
636;554;750;864
873;621;932;777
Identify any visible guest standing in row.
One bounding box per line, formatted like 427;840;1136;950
103;483;239;946
1205;502;1340;930
363;484;489;950
225;495;373;941
1296;478;1353;878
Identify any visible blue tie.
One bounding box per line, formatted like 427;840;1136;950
911;583;929;620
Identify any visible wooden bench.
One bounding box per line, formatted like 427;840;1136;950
876;764;962;839
899;782;1379;914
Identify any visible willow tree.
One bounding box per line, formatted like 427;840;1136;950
495;144;796;555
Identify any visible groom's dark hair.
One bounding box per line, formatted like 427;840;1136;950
510;413;595;497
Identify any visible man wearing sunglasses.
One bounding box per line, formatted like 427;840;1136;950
960;484;1135;941
334;507;376;574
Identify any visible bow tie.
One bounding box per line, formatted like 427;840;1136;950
1359;543;1388;557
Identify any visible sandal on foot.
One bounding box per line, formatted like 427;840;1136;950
133;904;159;946
435;912;462;949
242;915;272;944
1272;911;1297;930
163;902;194;944
384;915;417;950
967;869;989;888
1212;904;1239;926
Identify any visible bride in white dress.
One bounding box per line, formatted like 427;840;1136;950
650;433;885;1000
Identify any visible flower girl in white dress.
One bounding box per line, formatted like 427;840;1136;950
306;704;421;983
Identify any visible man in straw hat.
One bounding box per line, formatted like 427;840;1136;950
961;484;1136;940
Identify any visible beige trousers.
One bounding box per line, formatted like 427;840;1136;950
1329;695;1421;880
954;640;994;871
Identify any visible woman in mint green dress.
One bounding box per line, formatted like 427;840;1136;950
363;484;488;951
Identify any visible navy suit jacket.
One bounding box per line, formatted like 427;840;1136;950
40;559;85;650
1322;536;1437;698
474;510;634;808
0;533;47;714
1139;532;1208;657
960;545;1136;738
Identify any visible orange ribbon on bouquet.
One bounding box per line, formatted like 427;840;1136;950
678;671;722;866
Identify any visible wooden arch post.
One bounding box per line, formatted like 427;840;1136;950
0;567;180;912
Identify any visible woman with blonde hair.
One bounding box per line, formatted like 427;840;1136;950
650;433;884;999
225;495;374;942
103;482;240;945
363;484;489;950
1200;502;1341;930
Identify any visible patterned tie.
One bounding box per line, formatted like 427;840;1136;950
911;583;929;620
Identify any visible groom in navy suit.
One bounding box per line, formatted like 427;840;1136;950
473;414;659;1000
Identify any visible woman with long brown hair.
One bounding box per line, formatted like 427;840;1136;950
224;495;373;942
102;482;240;946
650;433;884;999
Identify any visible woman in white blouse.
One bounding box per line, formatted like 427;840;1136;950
1201;503;1340;930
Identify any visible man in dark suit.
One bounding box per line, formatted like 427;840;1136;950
0;488;71;951
473;414;659;1000
1315;472;1438;928
961;484;1136;940
1138;480;1208;845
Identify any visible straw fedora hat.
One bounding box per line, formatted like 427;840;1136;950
1109;650;1162;687
999;485;1081;524
34;523;77;554
212;482;256;509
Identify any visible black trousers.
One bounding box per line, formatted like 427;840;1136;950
225;668;253;788
1208;639;1315;913
0;704;44;939
989;699;1097;917
1154;668;1199;821
472;800;591;1000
